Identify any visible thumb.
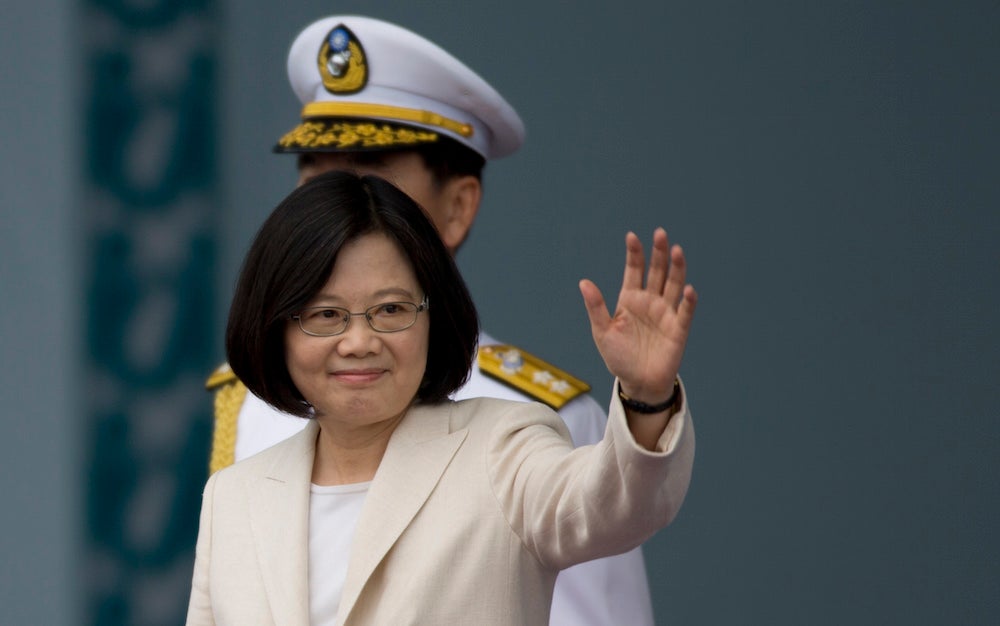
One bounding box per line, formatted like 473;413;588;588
579;279;611;338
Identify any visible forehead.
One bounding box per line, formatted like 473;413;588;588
317;232;420;299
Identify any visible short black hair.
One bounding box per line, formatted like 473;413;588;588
226;170;479;417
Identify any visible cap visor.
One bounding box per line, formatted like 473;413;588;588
274;118;440;153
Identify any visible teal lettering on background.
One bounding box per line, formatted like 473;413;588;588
83;2;217;625
87;52;216;208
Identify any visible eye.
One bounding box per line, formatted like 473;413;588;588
373;302;404;316
306;307;346;321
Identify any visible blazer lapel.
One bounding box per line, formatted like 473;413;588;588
337;402;467;624
247;420;318;626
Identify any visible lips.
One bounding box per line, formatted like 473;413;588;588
331;368;387;384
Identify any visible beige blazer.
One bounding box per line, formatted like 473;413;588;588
186;383;694;626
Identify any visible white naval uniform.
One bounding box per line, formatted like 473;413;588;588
226;331;655;626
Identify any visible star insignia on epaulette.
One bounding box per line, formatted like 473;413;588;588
477;345;591;410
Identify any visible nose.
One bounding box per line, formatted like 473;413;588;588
335;315;381;357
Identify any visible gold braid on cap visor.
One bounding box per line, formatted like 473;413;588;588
301;102;474;137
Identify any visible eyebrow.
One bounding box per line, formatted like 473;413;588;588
309;287;419;305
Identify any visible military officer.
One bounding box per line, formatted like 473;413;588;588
207;15;658;626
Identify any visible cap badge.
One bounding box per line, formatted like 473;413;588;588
317;25;367;95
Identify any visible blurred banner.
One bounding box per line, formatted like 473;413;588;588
82;2;217;624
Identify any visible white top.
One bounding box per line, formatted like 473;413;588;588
309;481;371;626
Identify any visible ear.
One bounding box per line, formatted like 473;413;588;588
437;175;481;253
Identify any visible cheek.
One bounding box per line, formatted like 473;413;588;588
284;329;320;375
402;326;431;379
399;181;447;228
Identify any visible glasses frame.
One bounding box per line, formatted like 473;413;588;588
292;296;429;337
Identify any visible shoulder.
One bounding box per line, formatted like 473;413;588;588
205;362;238;390
212;420;317;482
470;342;591;410
208;447;269;488
445;396;573;442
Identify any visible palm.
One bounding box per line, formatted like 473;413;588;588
579;228;697;403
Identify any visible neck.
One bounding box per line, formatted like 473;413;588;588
311;413;404;485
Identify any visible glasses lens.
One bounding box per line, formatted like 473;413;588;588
368;302;419;332
300;307;349;336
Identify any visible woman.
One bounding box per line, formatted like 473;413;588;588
186;171;698;626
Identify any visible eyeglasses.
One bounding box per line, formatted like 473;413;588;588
292;297;428;337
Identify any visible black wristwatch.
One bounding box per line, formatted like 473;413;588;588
618;378;681;414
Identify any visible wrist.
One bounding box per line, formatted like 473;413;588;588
618;378;681;414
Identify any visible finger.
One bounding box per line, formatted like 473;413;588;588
645;227;671;294
579;279;612;338
663;245;688;306
675;284;698;334
621;232;646;292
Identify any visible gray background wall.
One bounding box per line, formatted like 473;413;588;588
1;2;78;625
3;1;997;624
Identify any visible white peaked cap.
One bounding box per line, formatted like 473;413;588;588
275;15;525;160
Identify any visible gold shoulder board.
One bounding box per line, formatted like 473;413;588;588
477;345;591;410
203;361;247;473
205;362;237;391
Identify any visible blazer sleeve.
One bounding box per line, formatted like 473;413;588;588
186;470;219;626
487;377;695;570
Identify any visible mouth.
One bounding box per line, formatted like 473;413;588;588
331;368;387;385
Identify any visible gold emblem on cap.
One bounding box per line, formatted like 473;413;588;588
318;25;367;94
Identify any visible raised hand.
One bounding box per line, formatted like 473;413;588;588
579;228;697;407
